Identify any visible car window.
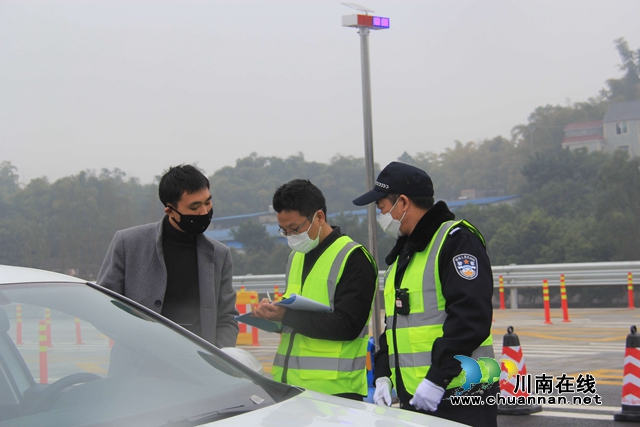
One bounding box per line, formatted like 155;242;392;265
0;282;285;427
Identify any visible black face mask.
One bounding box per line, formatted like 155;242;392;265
168;206;213;235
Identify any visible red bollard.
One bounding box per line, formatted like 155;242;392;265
250;293;260;347
497;326;542;415
629;273;635;310
16;304;23;345
75;317;84;345
236;291;260;346
542;279;552;324
499;276;506;310
39;320;48;384
614;325;640;421
560;274;571;322
44;308;53;347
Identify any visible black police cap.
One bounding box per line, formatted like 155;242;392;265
352;161;434;206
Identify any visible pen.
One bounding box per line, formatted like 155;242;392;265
266;289;272;302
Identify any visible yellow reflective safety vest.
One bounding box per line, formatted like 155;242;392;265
272;236;377;396
383;220;494;395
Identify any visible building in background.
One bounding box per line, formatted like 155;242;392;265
603;100;640;157
562;100;640;156
560;120;606;152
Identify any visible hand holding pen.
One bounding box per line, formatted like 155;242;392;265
252;289;286;321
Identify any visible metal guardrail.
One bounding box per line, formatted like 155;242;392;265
233;274;287;290
233;261;640;290
492;261;640;287
491;261;640;309
233;261;640;309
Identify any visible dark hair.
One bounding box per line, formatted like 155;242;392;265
386;193;434;210
272;179;327;218
159;165;210;207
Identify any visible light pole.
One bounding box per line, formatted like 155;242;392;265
342;4;389;349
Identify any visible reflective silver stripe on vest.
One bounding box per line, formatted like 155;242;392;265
330;241;371;338
389;346;494;369
273;354;367;371
326;241;360;310
389;351;431;369
386;221;457;329
385;310;446;329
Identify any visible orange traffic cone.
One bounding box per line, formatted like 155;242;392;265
497;326;542;415
615;325;640;422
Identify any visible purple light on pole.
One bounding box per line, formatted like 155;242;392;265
372;16;389;28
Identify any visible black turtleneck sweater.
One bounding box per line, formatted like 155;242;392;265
373;201;494;403
161;216;201;336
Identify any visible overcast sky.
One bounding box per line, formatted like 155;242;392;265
1;0;639;185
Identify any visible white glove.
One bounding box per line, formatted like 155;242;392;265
373;377;393;406
409;378;445;412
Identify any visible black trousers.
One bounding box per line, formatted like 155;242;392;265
400;382;499;427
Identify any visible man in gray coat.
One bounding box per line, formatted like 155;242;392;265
97;165;238;348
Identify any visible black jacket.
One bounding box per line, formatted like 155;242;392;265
373;201;494;403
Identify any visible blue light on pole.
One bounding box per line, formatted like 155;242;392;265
372;16;390;28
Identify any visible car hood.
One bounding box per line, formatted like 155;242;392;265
208;388;466;427
0;264;87;284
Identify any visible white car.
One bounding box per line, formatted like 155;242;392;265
0;265;464;426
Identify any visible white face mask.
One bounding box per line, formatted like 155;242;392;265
286;213;320;253
377;198;406;238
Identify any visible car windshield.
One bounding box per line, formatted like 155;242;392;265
0;282;294;427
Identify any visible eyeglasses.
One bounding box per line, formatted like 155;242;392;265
278;213;316;237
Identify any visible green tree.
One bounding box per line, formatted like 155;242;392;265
511;98;608;157
592;151;640;261
330;212;395;267
451;203;518;260
3;35;640;283
209;152;373;218
0;177;52;269
0;161;20;221
230;221;275;255
410;136;524;200
0;161;20;196
210;152;326;216
604;37;640;102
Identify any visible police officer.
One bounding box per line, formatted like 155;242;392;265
353;162;497;427
253;179;378;400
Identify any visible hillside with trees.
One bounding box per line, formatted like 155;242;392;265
0;38;638;296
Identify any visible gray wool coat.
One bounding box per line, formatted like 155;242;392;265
97;218;239;348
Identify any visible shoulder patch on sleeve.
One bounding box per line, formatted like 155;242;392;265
453;254;478;280
449;227;461;236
